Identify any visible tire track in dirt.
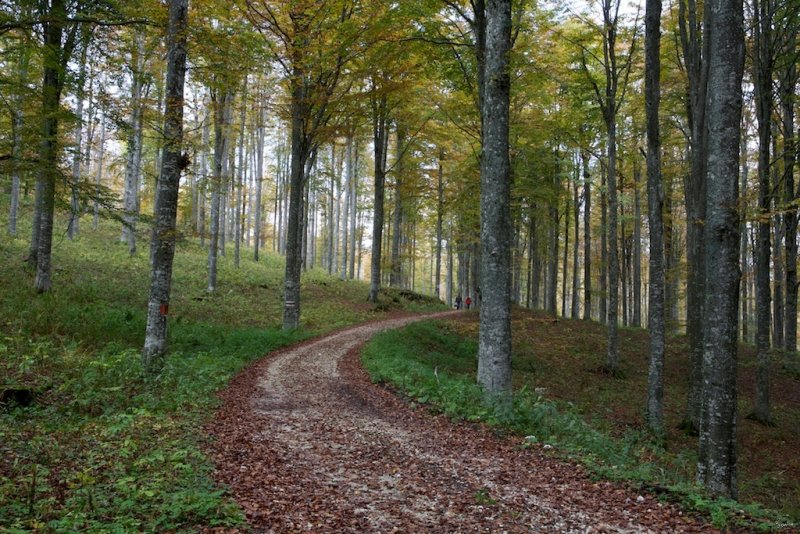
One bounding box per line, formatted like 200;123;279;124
209;312;716;533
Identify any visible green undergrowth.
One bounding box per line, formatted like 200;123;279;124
361;320;795;532
0;199;445;532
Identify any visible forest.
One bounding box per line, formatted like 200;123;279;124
1;0;799;531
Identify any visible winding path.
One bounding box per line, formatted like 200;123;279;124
208;312;715;532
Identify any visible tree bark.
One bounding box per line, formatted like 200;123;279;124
582;151;592;320
349;139;359;279
207;88;232;293
436;151;445;299
34;0;68;293
596;0;623;373
390;125;407;287
282;77;310;329
752;0;774;424
235;85;247;269
572;178;580;319
600;165;608;323
679;0;710;433
633;161;643;327
562;196;570;318
368;93;389;303
92;106;106;230
782;30;798;356
645;0;666;432
605;116;620;372
68;30;90;241
697;0;744;499
142;0;189;373
341;134;353;280
121;32;146;256
254;110;265;261
477;0;513;399
9;47;29;237
548;204;559;315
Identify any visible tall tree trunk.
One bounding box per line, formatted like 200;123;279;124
9;47;30;237
68;30;90;240
341;134;353;280
368;93;389;303
274;141;282;253
679;0;710;434
548;205;559;315
531;214;541;309
327;144;336;274
633;161;643;327
122;32;146;256
92;107;106;230
234;84;247;269
477;0;512;399
600;165;608;323
582;151;592;319
254;113;265;261
772;209;784;348
741;134;750;342
282;79;310;330
435;151;445;298
571;179;580;319
606;116;620;373
621;211;629;327
390;125;407;287
645;0;666;433
447;224;454;305
28;179;43;267
697;0;744;499
34;0;68;293
752;0;774;424
665;174;680;333
782;31;798;357
562;196;570;318
142;0;188;372
207;88;232;293
349;139;359;279
198;114;209;244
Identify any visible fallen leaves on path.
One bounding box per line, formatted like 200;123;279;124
207;313;717;533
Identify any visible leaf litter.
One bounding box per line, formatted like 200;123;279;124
206;313;717;533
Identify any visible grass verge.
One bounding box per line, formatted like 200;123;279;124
0;202;445;531
361;319;797;532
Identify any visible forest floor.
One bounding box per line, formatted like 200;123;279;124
208;312;718;533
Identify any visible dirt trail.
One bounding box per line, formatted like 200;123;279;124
209;312;716;533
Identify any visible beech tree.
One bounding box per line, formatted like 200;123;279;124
677;0;710;433
120;28;151;256
368;86;389;302
578;0;638;374
142;0;189;372
697;0;744;500
4;9;32;238
644;0;666;433
247;0;373;329
751;0;775;425
476;0;512;398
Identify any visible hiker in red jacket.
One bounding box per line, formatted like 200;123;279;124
465;296;472;310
